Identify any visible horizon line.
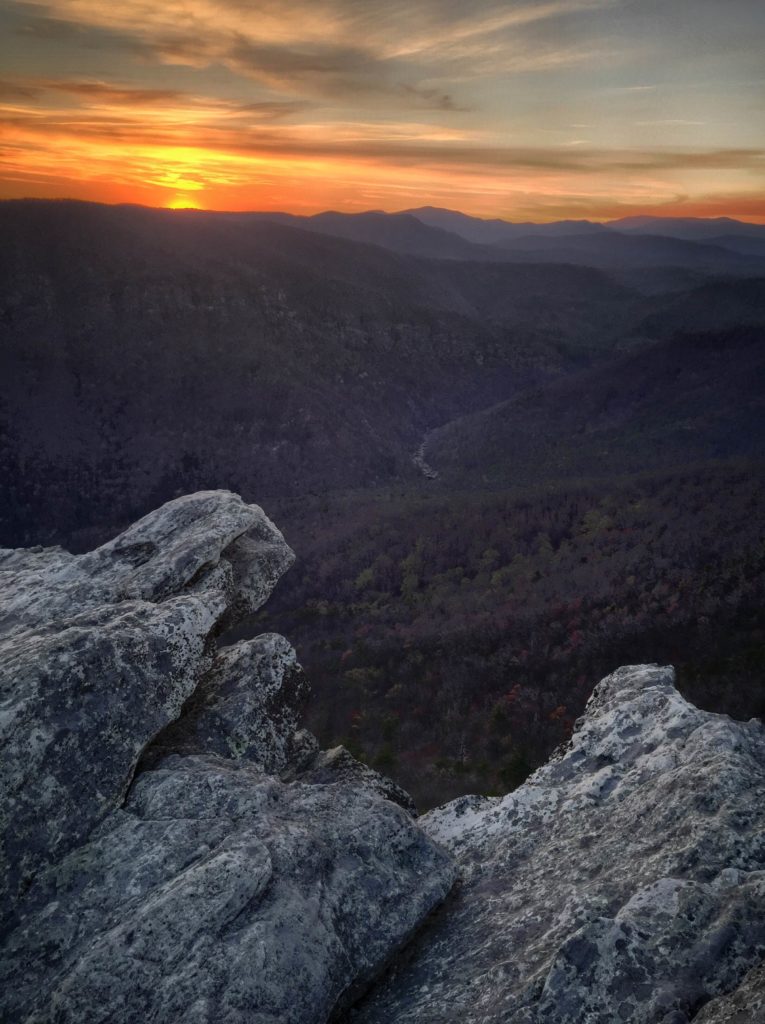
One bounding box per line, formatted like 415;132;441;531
1;195;763;228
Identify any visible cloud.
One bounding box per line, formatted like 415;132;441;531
140;32;470;109
37;79;184;104
3;103;763;222
229;100;313;120
383;0;614;59
8;0;616;109
0;79;42;100
2;85;762;178
12;0;613;51
634;119;705;127
0;74;310;119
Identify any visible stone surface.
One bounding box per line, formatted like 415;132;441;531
694;962;765;1023
145;632;309;771
286;743;418;816
0;491;294;923
1;756;454;1024
0;490;292;634
0;490;457;1024
7;490;762;1024
349;665;765;1024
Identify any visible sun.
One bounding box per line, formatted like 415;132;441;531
165;194;204;210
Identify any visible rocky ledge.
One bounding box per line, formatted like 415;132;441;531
1;493;764;1024
349;664;765;1024
0;492;455;1024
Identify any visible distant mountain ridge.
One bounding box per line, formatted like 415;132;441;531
2;198;765;550
405;205;765;242
8;198;762;274
401;206;765;273
244;204;765;274
241;209;503;261
403;205;611;243
0;198;642;548
609;215;765;240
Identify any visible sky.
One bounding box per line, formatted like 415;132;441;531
0;0;763;220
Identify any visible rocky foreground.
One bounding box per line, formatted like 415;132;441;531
351;664;765;1023
1;492;764;1023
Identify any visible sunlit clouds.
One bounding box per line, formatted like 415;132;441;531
1;0;763;218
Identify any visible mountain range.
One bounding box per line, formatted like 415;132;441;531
248;205;765;274
2;199;764;547
0;197;763;807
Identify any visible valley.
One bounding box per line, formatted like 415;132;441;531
1;198;763;808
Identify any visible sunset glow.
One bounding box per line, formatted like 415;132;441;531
1;0;763;220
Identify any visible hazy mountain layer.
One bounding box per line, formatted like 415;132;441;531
249;206;765;275
403;207;765;274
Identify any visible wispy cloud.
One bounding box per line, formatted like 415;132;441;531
3;82;762;176
9;0;617;106
385;0;614;59
0;75;311;116
635;119;705;127
0;77;184;105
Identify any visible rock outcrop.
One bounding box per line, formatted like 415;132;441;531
350;665;765;1024
3;493;765;1024
0;491;456;1023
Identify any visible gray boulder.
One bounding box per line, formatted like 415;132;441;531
0;490;456;1024
9;487;761;1024
0;490;293;922
287;743;418;816
145;632;309;771
350;665;765;1024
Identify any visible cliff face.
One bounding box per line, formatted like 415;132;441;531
1;493;764;1024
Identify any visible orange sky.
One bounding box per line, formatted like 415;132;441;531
1;0;763;221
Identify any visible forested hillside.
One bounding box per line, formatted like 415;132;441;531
426;325;765;489
256;461;765;806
